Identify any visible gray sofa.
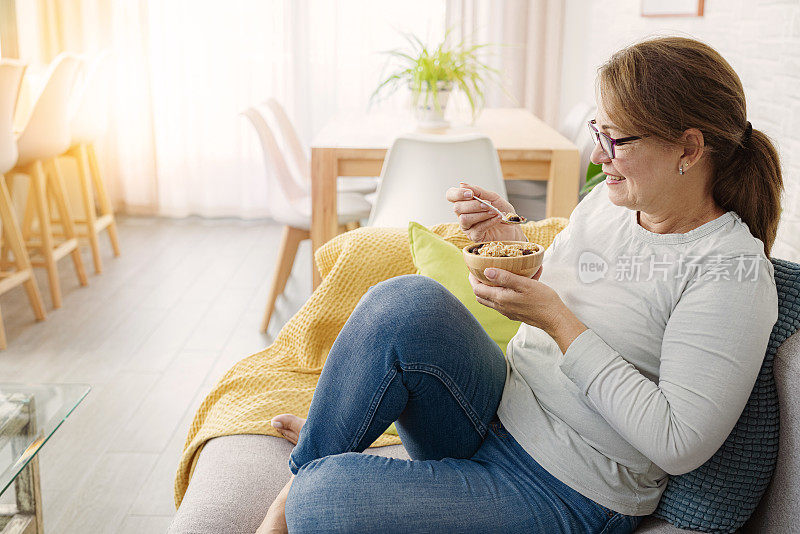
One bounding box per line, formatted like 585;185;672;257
170;331;799;533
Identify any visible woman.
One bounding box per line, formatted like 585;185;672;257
259;37;782;533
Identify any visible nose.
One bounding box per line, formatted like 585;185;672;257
590;141;611;165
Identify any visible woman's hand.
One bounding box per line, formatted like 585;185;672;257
468;266;588;354
446;182;526;243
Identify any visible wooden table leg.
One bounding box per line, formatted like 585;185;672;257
310;148;338;289
545;149;580;219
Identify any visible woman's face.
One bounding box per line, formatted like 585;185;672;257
590;101;682;213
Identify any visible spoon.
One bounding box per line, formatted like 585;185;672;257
471;195;527;225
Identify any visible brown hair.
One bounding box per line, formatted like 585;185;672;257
597;36;783;257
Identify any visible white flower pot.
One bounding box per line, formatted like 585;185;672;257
413;82;453;129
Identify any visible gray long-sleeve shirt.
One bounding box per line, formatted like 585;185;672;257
497;181;778;516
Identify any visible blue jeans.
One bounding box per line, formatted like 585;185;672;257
286;275;642;533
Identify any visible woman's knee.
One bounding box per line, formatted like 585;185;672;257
360;275;456;326
368;274;449;302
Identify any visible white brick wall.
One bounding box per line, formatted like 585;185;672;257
560;0;800;261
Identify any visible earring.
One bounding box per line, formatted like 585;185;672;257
678;164;685;175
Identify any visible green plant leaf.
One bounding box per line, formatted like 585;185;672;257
586;162;602;181
371;28;507;116
580;172;606;195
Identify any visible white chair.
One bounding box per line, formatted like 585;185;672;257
367;133;508;228
242;103;372;333
65;52;120;274
0;60;46;348
559;102;597;183
264;98;379;196
13;53;88;309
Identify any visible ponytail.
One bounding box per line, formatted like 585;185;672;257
711;126;782;257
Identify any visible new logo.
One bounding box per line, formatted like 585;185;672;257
578;251;608;283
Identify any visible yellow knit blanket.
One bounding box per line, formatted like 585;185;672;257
174;219;568;507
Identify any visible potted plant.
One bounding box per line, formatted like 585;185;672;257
371;31;502;128
581;162;605;195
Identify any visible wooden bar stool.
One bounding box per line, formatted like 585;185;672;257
0;60;46;348
13;54;87;309
65;53;120;274
66;144;120;273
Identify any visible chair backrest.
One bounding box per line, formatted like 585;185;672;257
15;53;81;167
265;98;309;183
241;103;309;222
70;51;113;145
0;61;26;174
367;133;507;228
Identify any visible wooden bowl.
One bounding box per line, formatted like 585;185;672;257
463;241;544;286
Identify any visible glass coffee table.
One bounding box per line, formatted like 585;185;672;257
0;384;90;534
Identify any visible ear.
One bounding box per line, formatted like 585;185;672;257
679;128;705;171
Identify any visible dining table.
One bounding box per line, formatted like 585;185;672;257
310;107;580;287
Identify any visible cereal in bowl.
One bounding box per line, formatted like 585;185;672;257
473;242;539;257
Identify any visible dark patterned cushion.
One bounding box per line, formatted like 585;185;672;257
652;258;800;533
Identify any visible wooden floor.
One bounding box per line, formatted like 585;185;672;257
0;216;312;533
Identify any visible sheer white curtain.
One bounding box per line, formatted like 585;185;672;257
15;0;446;218
12;0;568;218
445;0;565;127
14;1;569;217
139;0;447;218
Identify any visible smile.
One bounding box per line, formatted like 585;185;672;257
605;173;626;184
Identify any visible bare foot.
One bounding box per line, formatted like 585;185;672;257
256;475;295;534
271;414;306;445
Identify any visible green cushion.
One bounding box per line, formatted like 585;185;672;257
407;221;521;356
382;222;521;438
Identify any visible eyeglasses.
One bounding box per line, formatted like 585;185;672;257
587;120;641;159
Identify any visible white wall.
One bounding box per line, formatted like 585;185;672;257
559;0;800;261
